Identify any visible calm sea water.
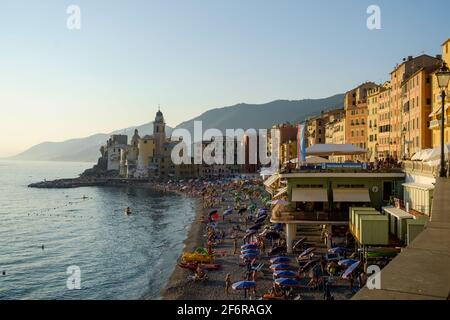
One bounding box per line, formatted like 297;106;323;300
0;160;196;300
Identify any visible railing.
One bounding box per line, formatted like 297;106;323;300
272;210;348;222
429;118;450;129
402;160;438;177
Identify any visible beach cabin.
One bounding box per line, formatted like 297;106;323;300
358;215;389;246
406;217;428;245
382;206;415;243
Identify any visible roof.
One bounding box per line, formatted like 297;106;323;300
306;144;367;156
383;206;415;219
402;182;435;191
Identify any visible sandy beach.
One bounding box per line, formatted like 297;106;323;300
159;178;357;301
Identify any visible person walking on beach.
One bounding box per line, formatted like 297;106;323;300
225;273;232;295
233;238;237;255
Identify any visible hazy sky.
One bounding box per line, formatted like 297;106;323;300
1;0;449;157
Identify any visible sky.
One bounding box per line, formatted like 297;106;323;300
1;0;450;157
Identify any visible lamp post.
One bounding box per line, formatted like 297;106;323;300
435;62;450;177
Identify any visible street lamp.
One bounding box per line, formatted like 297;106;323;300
435;62;450;177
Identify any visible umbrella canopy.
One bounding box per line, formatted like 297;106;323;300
240;253;258;260
241;249;258;255
223;208;233;217
255;217;267;224
273;270;297;278
210;213;220;221
248;223;263;231
208;210;218;217
270;263;293;271
328;247;346;255
338;259;359;267
298;247;316;258
232;281;256;290
270;256;291;264
275;278;300;287
342;261;361;279
241;244;258;250
300;259;319;272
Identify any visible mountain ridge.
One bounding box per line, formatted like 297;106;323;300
11;94;344;162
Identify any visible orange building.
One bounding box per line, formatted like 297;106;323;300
389;54;441;159
344;82;378;160
401;65;439;157
376;81;393;159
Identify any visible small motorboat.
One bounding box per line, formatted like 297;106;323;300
125;207;132;215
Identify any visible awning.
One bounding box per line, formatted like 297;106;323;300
333;188;370;202
273;186;288;199
402;182;435;191
264;173;279;188
382;206;414;219
428;103;450;117
292;188;328;202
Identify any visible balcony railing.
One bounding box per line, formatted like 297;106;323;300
402;160;438;177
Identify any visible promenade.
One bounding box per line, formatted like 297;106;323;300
354;177;450;300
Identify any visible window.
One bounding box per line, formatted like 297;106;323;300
426;98;431;105
361;130;364;136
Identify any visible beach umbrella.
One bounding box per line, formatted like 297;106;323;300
300;259;319;272
298;247;316;259
338;259;359;268
240;253;258;260
211;213;220;221
273;270;297;278
270;256;291;264
208;210;218;217
293;237;306;251
255;216;267;224
241;249;258;255
270;263;293;271
329;247;346;255
248;223;263;231
232;281;256;290
241;244;258;250
275;278;300;287
223;208;233;217
342;261;361;279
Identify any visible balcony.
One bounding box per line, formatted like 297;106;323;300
402;160;439;177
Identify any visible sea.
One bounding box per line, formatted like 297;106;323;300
0;160;197;300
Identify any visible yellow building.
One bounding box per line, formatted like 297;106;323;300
367;85;382;162
430;39;450;147
136;135;155;177
280;140;297;166
377;81;393;159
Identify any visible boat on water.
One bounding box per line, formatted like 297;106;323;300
125;207;132;215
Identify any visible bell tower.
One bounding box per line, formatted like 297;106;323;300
153;105;166;156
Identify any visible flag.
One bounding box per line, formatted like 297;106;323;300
297;124;306;164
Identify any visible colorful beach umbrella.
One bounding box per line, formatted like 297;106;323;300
270;263;293;271
270;256;291;264
275;278;300;287
329;247;346;255
223;208;233;217
342;261;361;279
241;244;258;250
241;249;258;255
232;281;256;290
273;270;297;278
240;253;258;260
338;259;358;267
298;247;316;259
